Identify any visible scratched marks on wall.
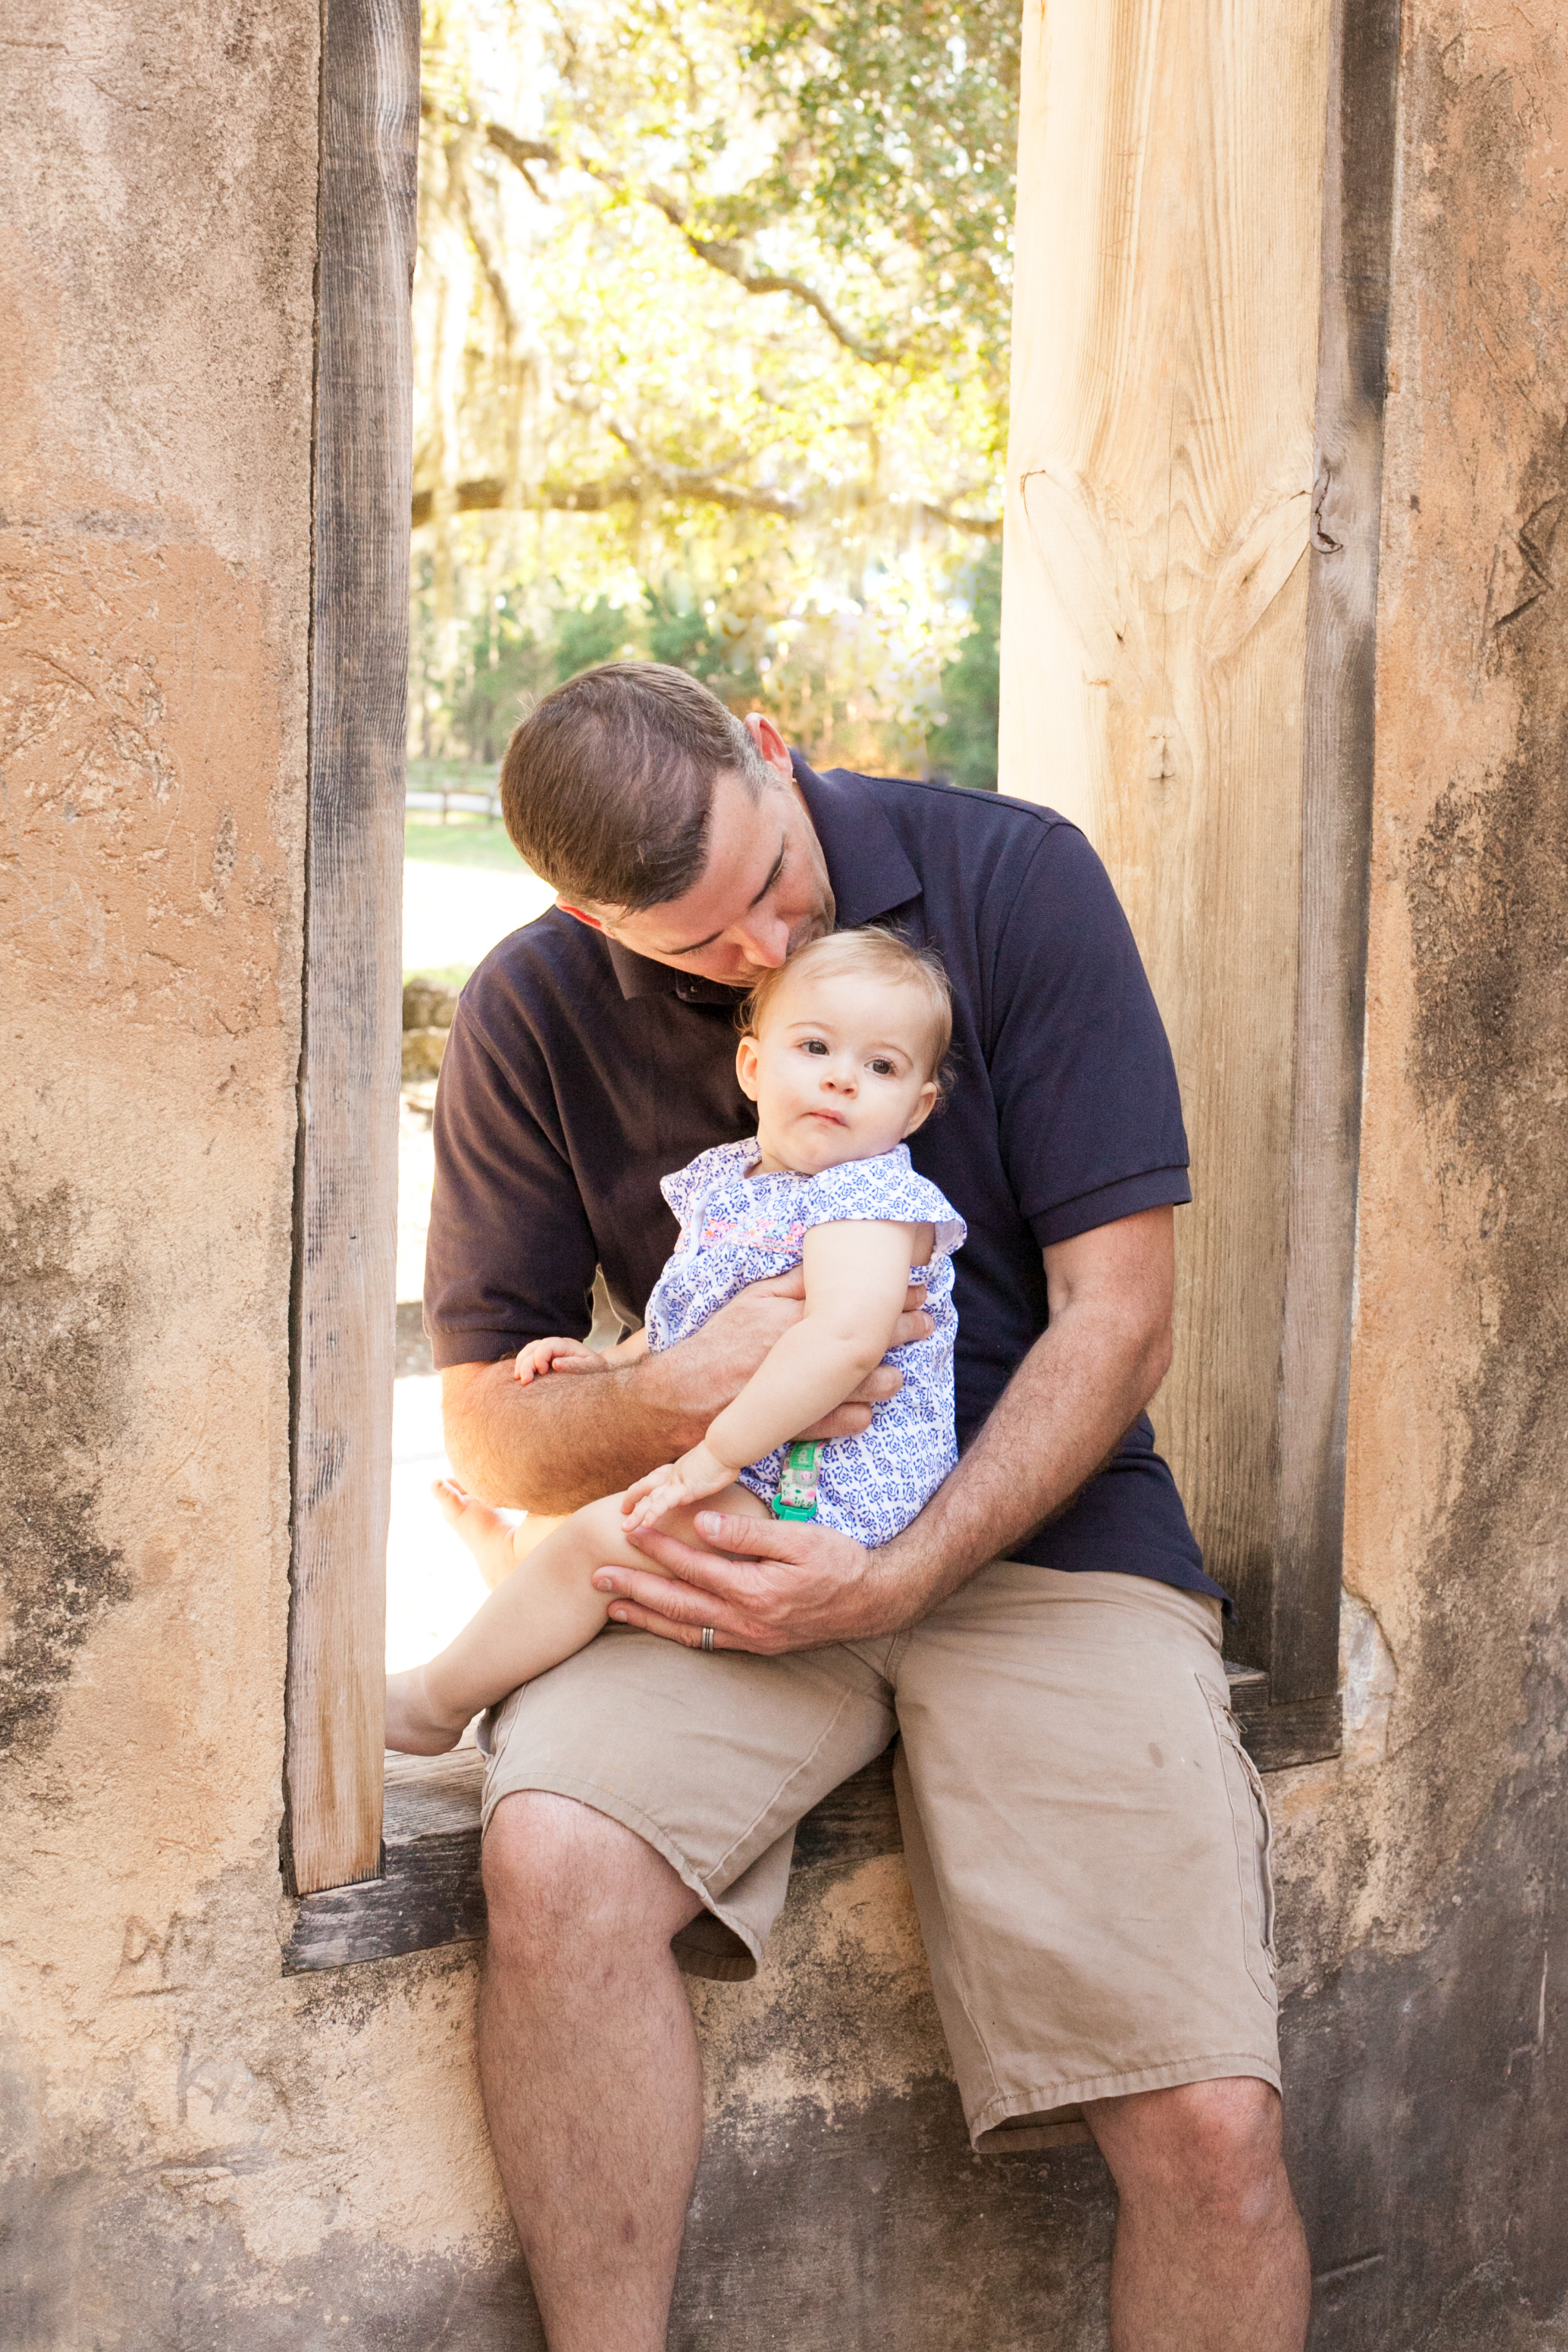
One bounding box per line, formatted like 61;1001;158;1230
0;531;290;1039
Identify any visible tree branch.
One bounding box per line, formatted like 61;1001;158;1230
421;91;908;369
411;471;803;527
411;472;999;537
636;187;907;367
920;499;1004;540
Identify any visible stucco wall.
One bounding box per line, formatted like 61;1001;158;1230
5;3;1568;2347
1263;9;1568;2342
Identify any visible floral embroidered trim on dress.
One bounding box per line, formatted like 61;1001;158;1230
701;1216;808;1251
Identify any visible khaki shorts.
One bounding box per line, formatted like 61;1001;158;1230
479;1562;1280;2152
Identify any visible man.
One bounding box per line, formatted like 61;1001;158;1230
426;662;1309;2351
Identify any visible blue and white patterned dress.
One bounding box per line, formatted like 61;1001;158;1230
644;1140;966;1547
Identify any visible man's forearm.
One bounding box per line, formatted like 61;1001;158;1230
443;1274;929;1515
869;1295;1172;1628
443;1355;711;1514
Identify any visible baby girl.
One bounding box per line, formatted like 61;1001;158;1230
385;926;966;1755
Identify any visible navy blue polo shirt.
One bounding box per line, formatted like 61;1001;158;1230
425;756;1219;1601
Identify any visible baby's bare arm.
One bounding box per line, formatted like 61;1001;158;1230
598;1328;650;1367
515;1327;648;1383
703;1220;926;1474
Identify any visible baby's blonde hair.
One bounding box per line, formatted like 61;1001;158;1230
741;927;954;1086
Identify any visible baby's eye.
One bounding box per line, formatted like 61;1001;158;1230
800;1037;829;1056
869;1057;898;1077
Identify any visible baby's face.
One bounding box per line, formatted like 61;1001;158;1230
737;968;939;1176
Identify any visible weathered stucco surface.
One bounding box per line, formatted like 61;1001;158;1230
1262;8;1568;2343
5;3;1568;2346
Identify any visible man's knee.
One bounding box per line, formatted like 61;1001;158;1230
481;1790;698;1971
1088;2076;1286;2224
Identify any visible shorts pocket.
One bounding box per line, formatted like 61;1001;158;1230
1201;1679;1278;2001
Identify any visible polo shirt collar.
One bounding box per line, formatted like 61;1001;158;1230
792;752;922;926
603;753;923;1003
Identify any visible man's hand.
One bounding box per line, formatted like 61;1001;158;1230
442;1265;934;1515
592;1509;914;1651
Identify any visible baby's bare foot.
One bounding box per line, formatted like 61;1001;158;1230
384;1665;469;1756
433;1477;526;1585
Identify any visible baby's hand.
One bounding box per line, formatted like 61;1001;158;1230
620;1442;737;1533
514;1336;600;1384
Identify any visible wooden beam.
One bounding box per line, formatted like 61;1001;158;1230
1271;0;1400;1704
282;0;420;1897
998;0;1335;1667
284;1752;489;1970
282;1748;909;1974
284;1668;1315;1973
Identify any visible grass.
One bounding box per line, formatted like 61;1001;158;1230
407;756;502;793
404;812;532;874
403;962;476;990
403;761;543;980
405;757;524;872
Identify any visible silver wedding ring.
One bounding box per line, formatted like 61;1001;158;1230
701;1626;716;1653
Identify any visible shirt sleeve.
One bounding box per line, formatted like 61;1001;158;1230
984;823;1192;1249
423;994;599;1368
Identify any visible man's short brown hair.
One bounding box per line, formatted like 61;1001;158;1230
499;661;773;913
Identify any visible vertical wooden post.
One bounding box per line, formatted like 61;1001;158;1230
1000;0;1383;1724
283;0;419;1896
1271;0;1400;1705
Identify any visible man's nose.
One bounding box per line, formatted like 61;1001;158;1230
732;914;790;968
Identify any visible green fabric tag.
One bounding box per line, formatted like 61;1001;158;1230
772;1438;823;1522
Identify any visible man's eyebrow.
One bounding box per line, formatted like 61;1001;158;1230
658;834;787;956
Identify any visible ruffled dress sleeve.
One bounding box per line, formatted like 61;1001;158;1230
793;1146;966;1261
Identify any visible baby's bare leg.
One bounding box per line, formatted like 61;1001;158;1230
384;1482;769;1754
433;1478;568;1592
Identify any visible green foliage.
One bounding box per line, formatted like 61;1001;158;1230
413;0;1014;776
415;555;1000;789
552;598;640;679
733;0;1019;389
929;544;1000;791
402;959;479;990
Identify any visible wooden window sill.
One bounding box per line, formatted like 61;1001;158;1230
282;1663;1340;1974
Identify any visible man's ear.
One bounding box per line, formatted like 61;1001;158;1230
902;1082;940;1137
557;902;606;934
736;1035;761;1103
743;711;794;781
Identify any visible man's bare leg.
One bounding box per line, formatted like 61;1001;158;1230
1085;2078;1310;2352
479;1791;707;2351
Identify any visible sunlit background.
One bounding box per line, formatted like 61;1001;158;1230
390;0;1018;1677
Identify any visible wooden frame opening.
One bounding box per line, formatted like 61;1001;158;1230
282;0;1400;1956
